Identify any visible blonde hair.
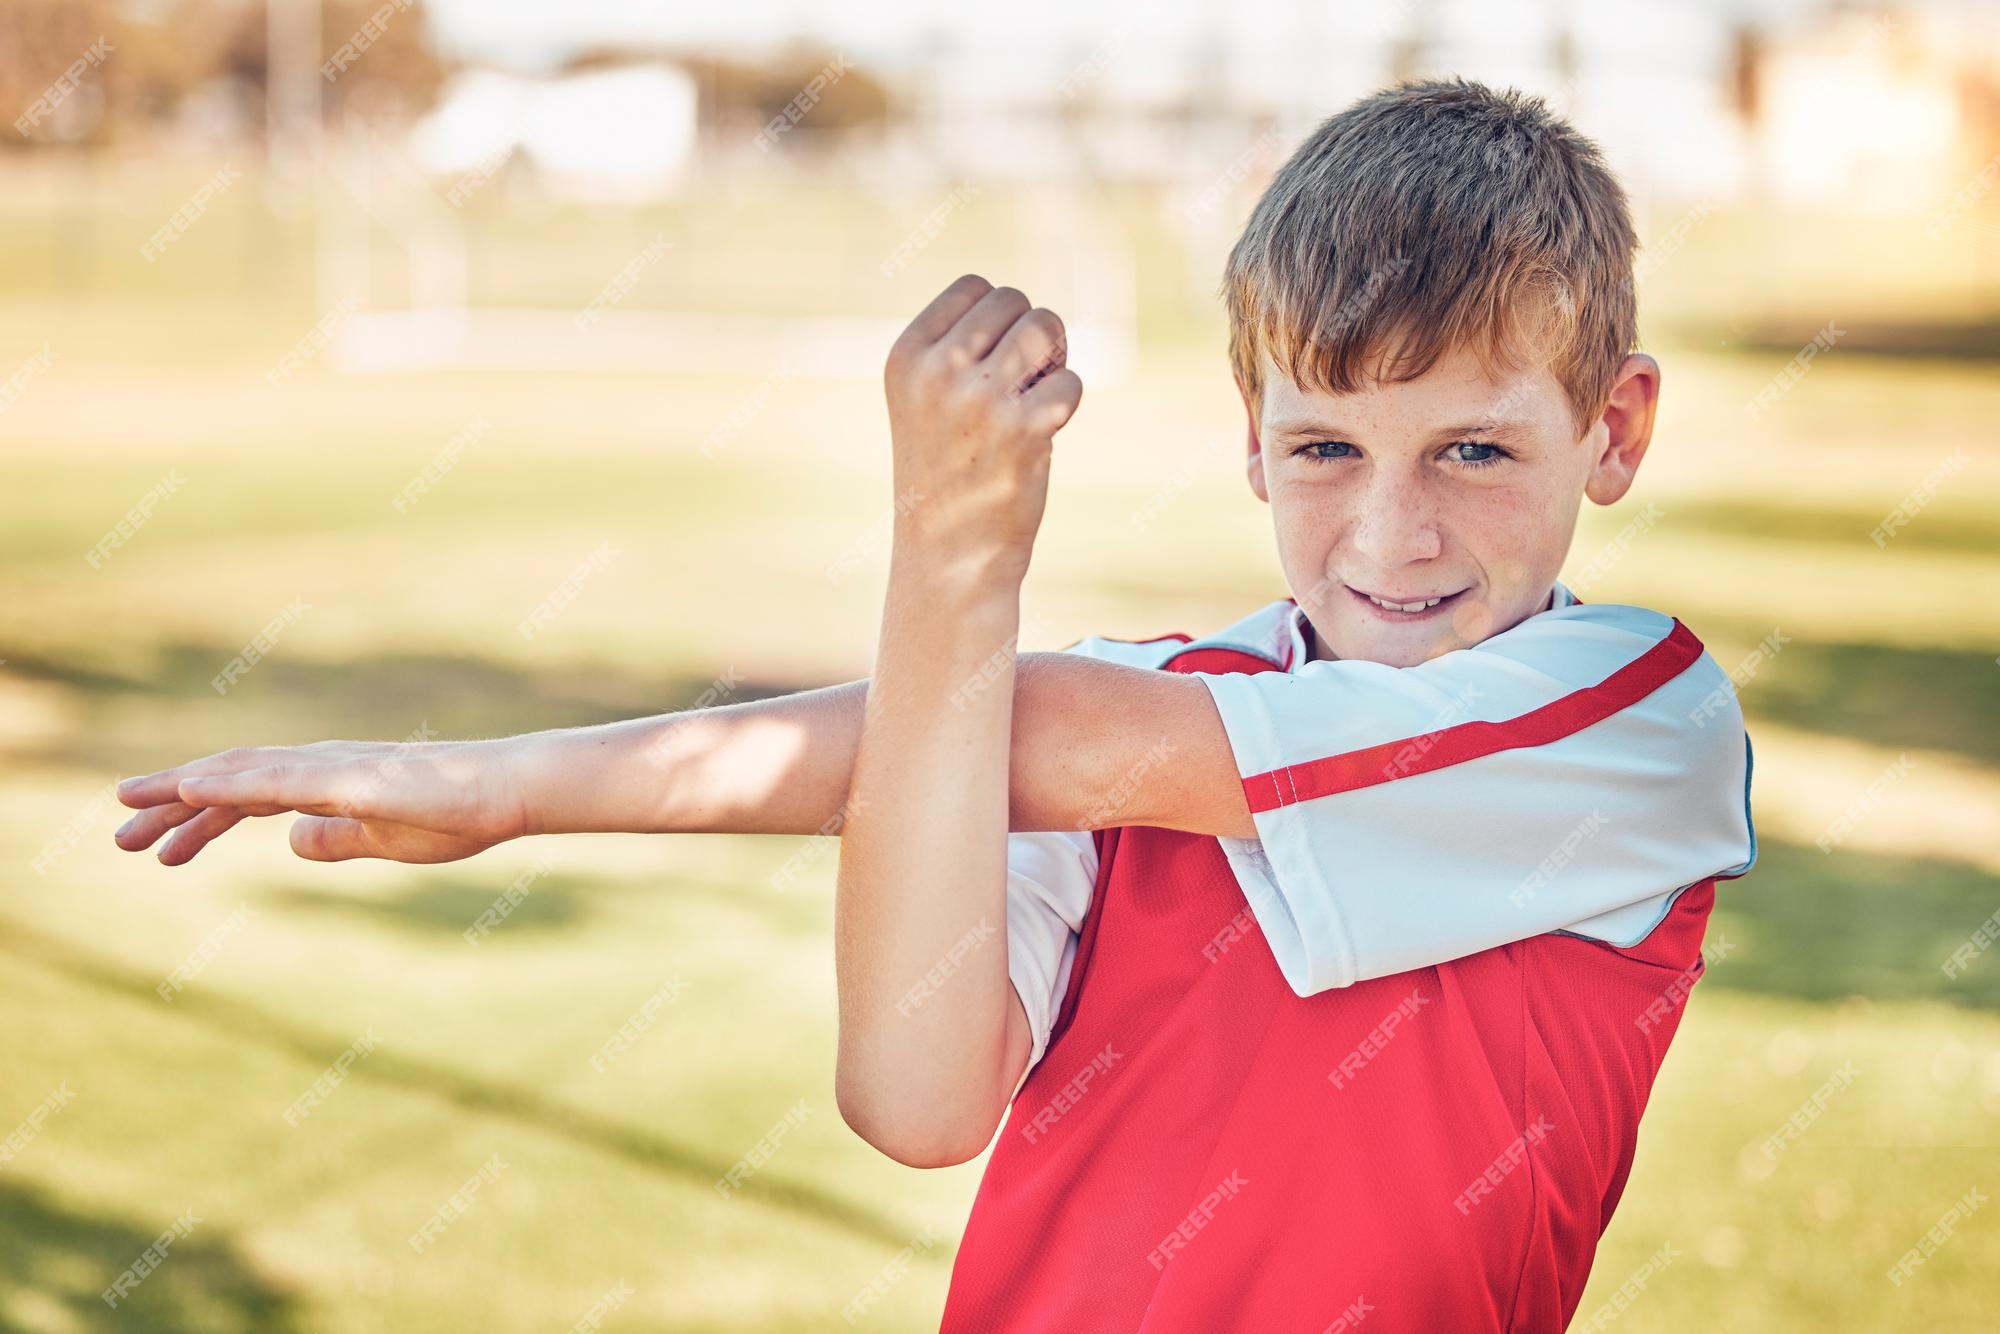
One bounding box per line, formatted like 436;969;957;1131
1223;78;1638;434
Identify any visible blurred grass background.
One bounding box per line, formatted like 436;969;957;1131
4;61;2000;1334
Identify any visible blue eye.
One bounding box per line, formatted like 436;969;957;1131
1297;441;1357;461
1449;441;1507;467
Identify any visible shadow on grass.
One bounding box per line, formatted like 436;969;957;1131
0;918;923;1255
1683;620;2000;772
2;638;827;778
262;873;597;942
1706;837;2000;1011
0;1180;299;1333
1730;317;2000;363
253;861;831;945
1660;498;1997;558
1744;641;2000;772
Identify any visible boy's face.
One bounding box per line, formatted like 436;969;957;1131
1244;344;1658;668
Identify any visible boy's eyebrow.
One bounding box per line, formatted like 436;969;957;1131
1262;417;1541;443
1428;419;1540;443
1262;416;1353;440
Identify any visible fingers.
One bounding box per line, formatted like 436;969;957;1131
156;806;247;866
899;274;994;348
114;800;205;852
116;799;285;860
289;815;493;864
1017;366;1085;434
939;285;1032;364
116;744;314;859
1017;324;1067;394
137;805;493;866
886;276;1068;391
992;307;1067;392
117;747;283;810
289;815;376;861
178;761;367;818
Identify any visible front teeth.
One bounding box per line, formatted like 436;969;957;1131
1368;594;1443;612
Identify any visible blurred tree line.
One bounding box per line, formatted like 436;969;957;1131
1;0;441;148
3;0;890;152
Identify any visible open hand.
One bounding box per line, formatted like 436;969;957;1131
113;738;528;866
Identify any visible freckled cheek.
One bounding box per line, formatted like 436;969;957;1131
1435;491;1550;644
1459;484;1574;593
1368;481;1508;562
1270;480;1356;568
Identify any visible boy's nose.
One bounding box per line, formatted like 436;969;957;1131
1347;485;1443;567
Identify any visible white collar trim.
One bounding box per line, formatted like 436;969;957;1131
1280;580;1577;669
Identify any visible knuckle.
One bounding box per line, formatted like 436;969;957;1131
943;274;993;309
904;355;944;396
930;339;975;376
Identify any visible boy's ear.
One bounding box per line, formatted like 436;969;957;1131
1584;353;1661;506
1241;376;1270;504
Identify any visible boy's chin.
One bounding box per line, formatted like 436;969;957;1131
1316;616;1464;668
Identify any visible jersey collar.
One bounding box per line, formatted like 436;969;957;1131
1282;579;1578;670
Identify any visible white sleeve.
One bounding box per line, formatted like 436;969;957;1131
1004;829;1096;1101
1191;603;1757;996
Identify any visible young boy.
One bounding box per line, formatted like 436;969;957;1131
117;79;1754;1331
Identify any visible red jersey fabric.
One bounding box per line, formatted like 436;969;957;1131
939;639;1718;1333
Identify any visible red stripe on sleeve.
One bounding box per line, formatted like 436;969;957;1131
1240;618;1705;814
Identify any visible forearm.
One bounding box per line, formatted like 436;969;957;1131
506;648;1251;843
509;680;869;837
833;549;1024;1166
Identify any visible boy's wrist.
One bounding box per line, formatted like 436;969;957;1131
498;725;646;839
888;525;1032;607
490;733;549;839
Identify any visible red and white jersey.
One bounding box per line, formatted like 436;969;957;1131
945;585;1757;1332
1004;580;1757;1092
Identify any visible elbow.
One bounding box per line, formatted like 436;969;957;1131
835;1065;997;1169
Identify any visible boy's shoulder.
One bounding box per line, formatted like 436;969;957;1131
1056;599;1299;673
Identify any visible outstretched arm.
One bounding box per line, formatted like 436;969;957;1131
112;651;1248;865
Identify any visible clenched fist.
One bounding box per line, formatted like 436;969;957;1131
882;275;1083;585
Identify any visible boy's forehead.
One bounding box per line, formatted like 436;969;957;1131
1257;346;1565;438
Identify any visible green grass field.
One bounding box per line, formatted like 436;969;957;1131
2;164;1997;1331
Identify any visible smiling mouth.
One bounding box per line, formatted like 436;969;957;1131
1346;585;1467;618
